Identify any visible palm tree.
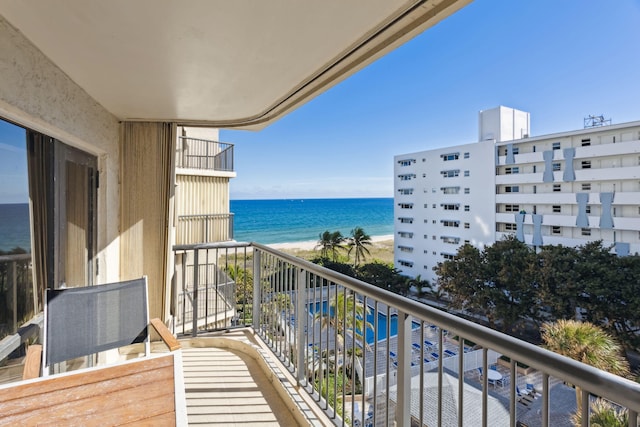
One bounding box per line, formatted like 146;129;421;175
314;290;373;395
571;398;629;427
541;319;630;418
316;231;333;259
315;290;371;352
347;227;372;267
315;230;345;261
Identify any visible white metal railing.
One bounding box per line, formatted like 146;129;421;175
176;136;234;171
173;242;640;427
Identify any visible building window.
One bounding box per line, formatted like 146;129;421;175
553;184;561;192
553;162;561;171
432;235;436;240
441;152;460;161
552;205;561;213
552;142;561;150
464;205;470;212
398;260;414;267
464;188;470;194
581;228;591;236
441;236;460;244
533;165;537;173
423;173;427;178
398;188;413;195
432;188;437;193
398;203;413;209
505;167;520;175
552;226;561;235
441;169;460;178
442;204;459;211
464;240;470;244
433;220;436;224
581;161;591;169
582;183;591;191
505;186;520;193
398;245;413;253
585;205;591;214
398;174;415;181
504;223;517;231
399;217;413;224
464;170;470;177
464;223;470;229
442;220;460;228
398;159;415;166
441;186;460;194
441;253;455;261
464;152;470;159
398;231;414;238
505;204;520;212
432;204;437;208
533;185;537;194
581;138;591;146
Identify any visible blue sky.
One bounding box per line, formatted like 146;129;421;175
1;1;640;203
222;0;640;200
0;121;27;203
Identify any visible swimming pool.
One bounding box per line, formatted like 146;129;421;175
308;301;420;345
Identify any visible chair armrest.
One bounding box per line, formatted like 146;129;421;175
22;344;42;380
149;318;181;351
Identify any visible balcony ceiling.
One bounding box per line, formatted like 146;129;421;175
0;0;470;129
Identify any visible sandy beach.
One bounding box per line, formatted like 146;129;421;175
266;234;394;251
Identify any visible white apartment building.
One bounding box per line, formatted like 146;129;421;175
394;106;640;284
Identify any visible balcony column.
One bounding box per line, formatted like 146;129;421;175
252;250;262;329
295;269;307;385
562;147;576;181
191;249;199;337
542;150;554;183
396;310;411;427
599;192;615;229
10;260;17;333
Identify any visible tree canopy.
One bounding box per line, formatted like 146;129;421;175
435;238;640;349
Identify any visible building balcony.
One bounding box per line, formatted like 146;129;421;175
2;242;640;426
175;213;234;245
176;136;234;173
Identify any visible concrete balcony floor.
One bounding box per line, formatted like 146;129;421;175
180;328;330;426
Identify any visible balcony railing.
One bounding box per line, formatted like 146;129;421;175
176;136;234;171
0;254;36;343
173;242;640;427
175;213;234;245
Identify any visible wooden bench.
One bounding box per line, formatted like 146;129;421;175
0;319;186;426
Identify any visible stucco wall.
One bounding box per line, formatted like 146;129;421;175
0;15;121;283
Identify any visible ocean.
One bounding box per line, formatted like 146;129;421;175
0;203;31;252
0;198;394;251
231;198;394;244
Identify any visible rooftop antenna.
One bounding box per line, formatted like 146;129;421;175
584;114;611;128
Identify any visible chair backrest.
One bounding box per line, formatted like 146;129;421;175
43;277;149;373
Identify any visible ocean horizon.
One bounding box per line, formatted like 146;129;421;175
0;197;394;251
0;203;30;252
231;197;393;245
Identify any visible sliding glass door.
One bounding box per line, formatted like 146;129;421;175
54;143;97;289
27;131;97;291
